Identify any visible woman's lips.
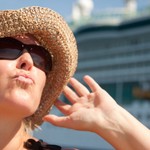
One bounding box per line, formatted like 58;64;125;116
15;75;34;84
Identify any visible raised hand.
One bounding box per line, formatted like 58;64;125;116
43;75;150;150
43;75;118;133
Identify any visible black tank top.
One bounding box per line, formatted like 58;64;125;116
24;139;62;150
24;139;79;150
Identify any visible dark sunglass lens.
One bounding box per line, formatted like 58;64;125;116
30;53;46;71
0;37;52;73
0;38;22;60
0;48;21;59
30;47;52;73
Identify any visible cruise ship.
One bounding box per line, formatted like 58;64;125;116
70;0;150;127
34;1;150;149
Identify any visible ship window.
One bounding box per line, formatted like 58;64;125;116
122;82;139;105
100;83;116;100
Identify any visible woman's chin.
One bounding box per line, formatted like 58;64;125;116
2;93;39;117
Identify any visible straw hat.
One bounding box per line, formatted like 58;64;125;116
0;6;78;128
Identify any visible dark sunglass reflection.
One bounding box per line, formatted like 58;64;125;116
0;37;52;74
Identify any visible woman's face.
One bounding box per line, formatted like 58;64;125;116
0;35;46;119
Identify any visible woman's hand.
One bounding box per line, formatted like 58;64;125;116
43;75;119;133
43;75;150;150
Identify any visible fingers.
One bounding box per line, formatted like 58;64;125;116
54;100;71;115
43;115;71;128
63;86;78;104
69;77;90;96
83;75;101;92
63;76;101;104
43;114;86;131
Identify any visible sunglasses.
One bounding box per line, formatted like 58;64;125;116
0;37;52;74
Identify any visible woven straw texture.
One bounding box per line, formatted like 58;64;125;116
0;6;78;128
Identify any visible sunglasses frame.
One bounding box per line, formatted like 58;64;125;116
0;37;53;74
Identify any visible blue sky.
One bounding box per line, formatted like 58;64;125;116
0;0;149;19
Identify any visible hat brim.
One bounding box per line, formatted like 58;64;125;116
0;6;78;128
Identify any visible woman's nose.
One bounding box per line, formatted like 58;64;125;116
16;51;34;71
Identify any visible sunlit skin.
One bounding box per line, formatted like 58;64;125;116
44;76;118;132
0;35;46;150
0;35;46;119
44;75;150;150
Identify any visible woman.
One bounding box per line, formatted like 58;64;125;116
0;6;150;150
0;6;77;149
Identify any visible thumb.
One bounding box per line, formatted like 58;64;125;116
43;115;72;128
